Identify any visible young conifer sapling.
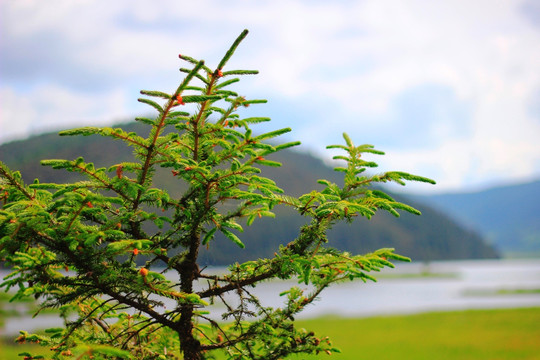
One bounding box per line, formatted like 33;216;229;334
0;30;435;360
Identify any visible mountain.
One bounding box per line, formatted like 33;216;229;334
0;122;499;263
411;181;540;257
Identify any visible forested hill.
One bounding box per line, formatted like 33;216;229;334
0;122;498;263
411;180;540;257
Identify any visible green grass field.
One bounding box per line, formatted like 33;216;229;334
2;307;539;359
292;307;540;360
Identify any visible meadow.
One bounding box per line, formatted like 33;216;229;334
292;307;540;360
2;307;539;359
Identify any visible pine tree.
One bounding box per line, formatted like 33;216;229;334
0;30;435;359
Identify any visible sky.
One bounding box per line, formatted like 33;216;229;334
1;0;539;194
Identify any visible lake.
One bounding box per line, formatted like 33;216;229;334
2;258;540;336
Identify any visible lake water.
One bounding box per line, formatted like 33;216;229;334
2;259;540;336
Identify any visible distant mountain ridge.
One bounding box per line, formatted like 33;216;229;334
0;122;499;263
410;180;540;256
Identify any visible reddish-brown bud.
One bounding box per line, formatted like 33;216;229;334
133;248;139;256
86;201;93;208
139;268;149;277
116;165;123;179
16;334;26;343
176;94;185;105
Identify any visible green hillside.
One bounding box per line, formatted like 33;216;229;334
412;181;540;257
0;122;498;264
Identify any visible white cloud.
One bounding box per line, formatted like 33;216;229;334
0;84;130;142
0;87;38;142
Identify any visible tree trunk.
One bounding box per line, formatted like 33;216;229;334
178;229;203;359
